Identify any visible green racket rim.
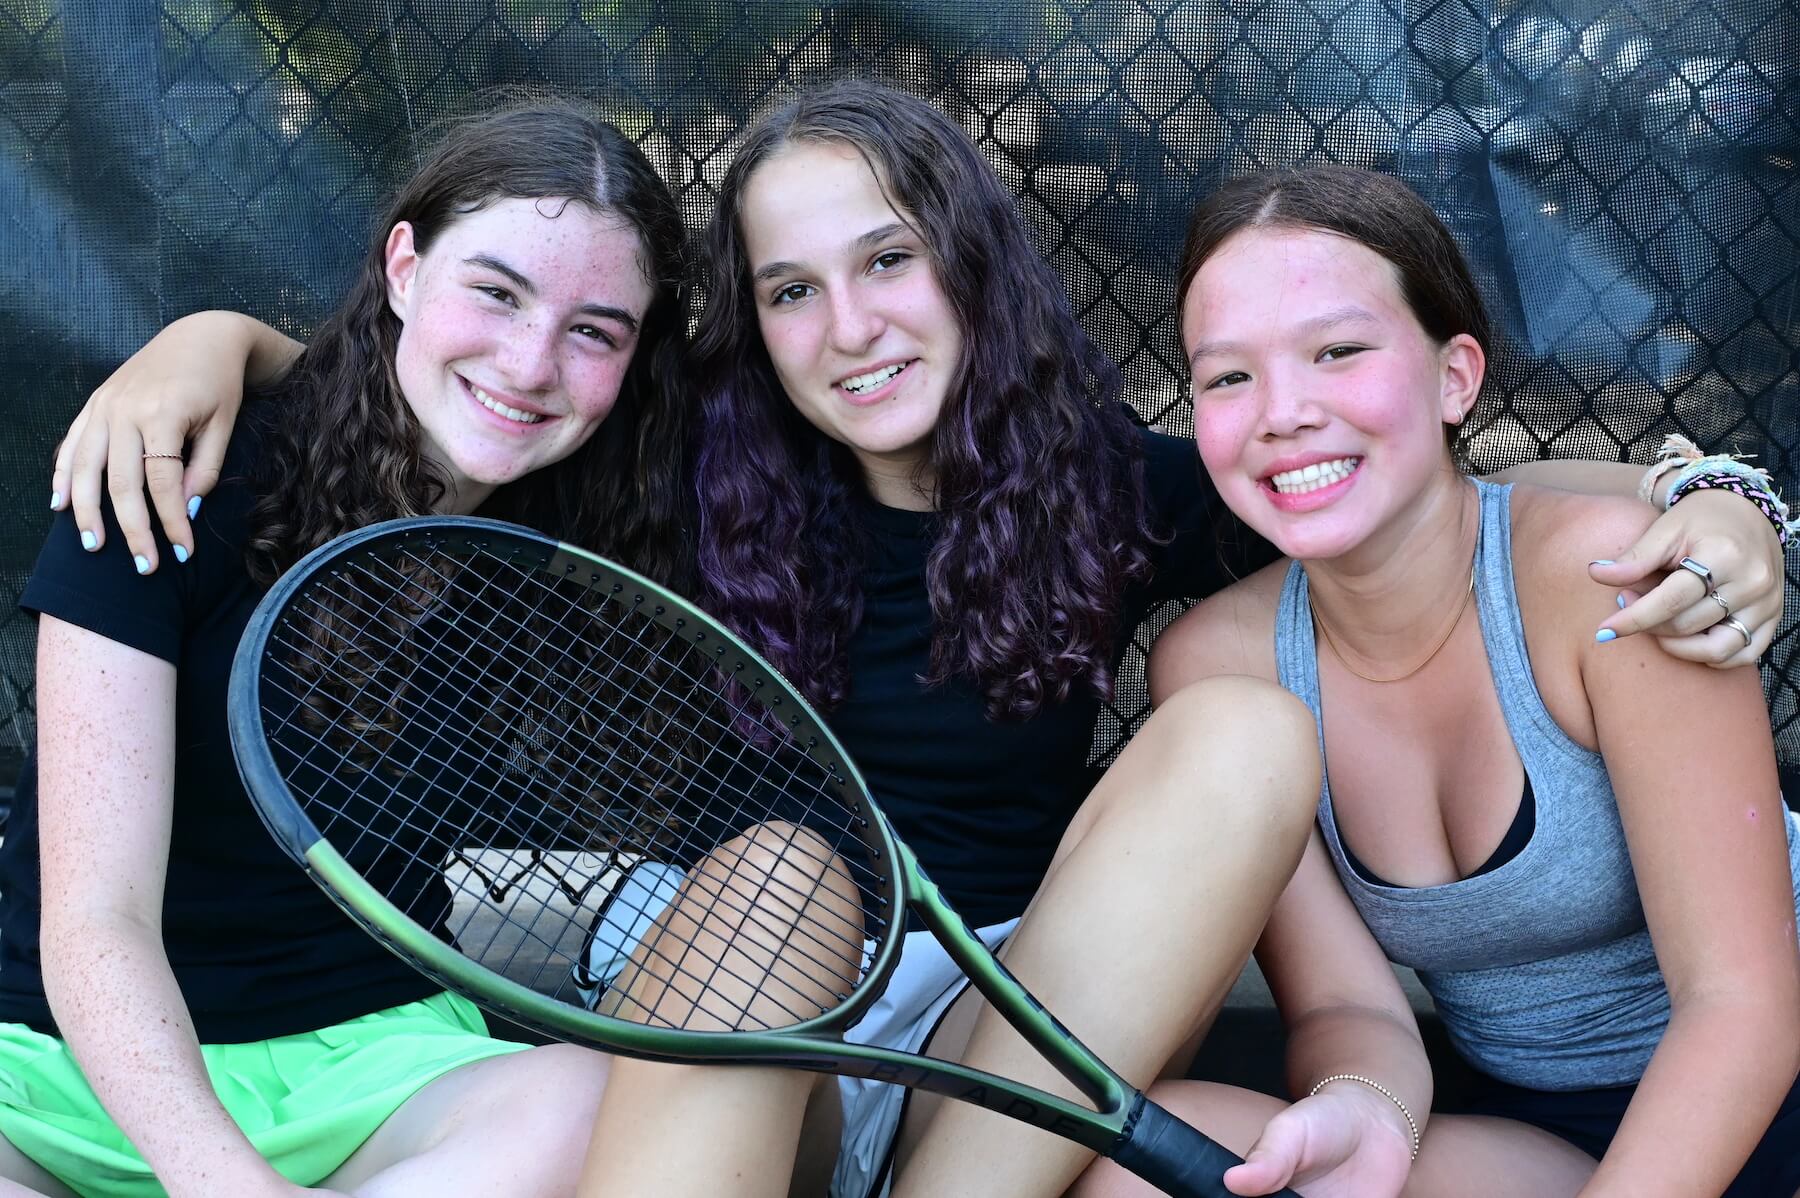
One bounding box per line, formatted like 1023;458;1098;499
230;514;907;1048
303;833;1129;1138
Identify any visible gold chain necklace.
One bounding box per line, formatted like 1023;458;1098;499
1309;561;1477;684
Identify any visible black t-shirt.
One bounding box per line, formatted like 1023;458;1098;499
828;429;1272;928
0;429;438;1043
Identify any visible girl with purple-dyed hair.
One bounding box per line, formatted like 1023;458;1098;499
586;79;1322;1198
48;81;1790;1198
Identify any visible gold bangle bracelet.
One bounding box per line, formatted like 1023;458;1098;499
1308;1073;1421;1160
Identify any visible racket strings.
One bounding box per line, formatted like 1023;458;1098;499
261;537;890;1032
598;819;871;1031
271;625;878;1028
277;554;871;932
294;548;866;859
271;579;871;1000
271;575;878;1000
280;556;723;852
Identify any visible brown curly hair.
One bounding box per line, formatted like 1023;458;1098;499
246;94;692;589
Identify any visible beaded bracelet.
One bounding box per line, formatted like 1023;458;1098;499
1308;1073;1420;1160
1640;433;1797;549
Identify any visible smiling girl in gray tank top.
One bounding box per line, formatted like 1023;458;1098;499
1071;166;1800;1198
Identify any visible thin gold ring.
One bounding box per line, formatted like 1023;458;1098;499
141;451;184;461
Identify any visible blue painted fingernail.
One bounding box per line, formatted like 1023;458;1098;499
1616;594;1627;609
172;544;189;564
50;491;63;510
80;530;97;552
186;495;202;519
134;555;150;575
1595;628;1617;643
1590;559;1614;566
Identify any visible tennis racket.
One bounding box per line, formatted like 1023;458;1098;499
228;515;1293;1198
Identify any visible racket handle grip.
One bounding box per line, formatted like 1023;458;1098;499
1110;1093;1303;1198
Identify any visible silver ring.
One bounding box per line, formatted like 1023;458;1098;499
1678;556;1717;597
1710;590;1732;618
1721;614;1753;649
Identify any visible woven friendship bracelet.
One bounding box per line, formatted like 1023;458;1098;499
1636;431;1706;504
1308;1073;1421;1160
1638;454;1692;504
1669;472;1796;546
1643;433;1797;549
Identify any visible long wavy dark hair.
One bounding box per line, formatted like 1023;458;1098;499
247;95;692;588
692;81;1155;720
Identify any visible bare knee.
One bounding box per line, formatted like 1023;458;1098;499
710;822;853;914
1121;677;1319;831
606;821;865;1031
1149;676;1315;763
701;822;864;965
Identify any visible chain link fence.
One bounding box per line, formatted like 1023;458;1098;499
3;1;1797;804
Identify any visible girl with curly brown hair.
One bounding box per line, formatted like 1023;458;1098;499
0;97;692;1198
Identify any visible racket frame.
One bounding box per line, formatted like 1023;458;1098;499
232;516;1146;1152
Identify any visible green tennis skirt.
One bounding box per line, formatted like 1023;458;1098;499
0;992;528;1198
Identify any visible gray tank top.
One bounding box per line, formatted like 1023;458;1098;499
1275;479;1800;1090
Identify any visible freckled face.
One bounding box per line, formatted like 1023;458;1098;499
385;196;654;514
1181;227;1479;561
739;141;964;492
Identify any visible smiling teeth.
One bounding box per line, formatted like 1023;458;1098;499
1270;457;1360;494
472;386;543;424
841;363;907;395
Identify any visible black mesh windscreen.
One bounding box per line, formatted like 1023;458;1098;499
4;1;1797;796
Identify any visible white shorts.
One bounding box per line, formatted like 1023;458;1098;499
830;918;1019;1198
